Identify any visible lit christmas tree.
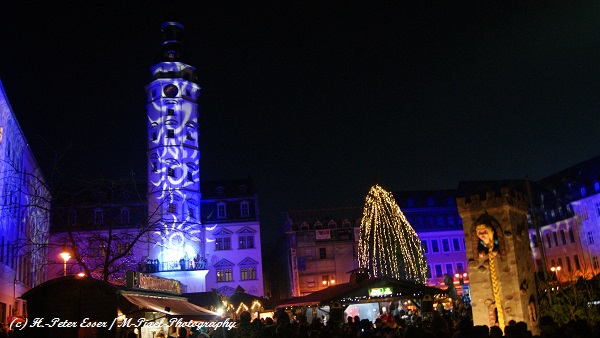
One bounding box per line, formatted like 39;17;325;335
358;184;428;284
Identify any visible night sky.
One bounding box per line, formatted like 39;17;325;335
2;2;600;236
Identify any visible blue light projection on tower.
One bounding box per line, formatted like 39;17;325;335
146;22;204;264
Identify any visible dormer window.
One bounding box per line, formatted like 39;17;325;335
240;201;250;217
167;108;175;116
239;185;247;194
120;209;130;224
217;202;227;219
94;209;104;225
167;129;175;138
216;186;225;195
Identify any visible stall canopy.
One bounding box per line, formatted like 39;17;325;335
121;291;218;320
277;276;447;309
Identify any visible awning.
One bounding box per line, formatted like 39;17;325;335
121;292;219;320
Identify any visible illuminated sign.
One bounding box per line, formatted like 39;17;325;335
368;287;393;297
126;271;181;294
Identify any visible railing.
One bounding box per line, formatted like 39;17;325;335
138;259;207;273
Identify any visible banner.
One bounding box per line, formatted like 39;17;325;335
316;230;331;240
290;248;300;297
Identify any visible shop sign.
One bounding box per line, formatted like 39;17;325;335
368;287;393;297
126;271;181;294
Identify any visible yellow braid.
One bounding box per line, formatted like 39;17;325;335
489;254;505;329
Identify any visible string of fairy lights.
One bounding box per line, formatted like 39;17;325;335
358;184;428;284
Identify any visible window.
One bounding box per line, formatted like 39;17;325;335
531;235;538;248
240;201;250;217
546;234;552;248
452;238;461;252
588;232;595;245
167;108;175;115
187;205;196;219
217;268;232;282
215;237;231;251
216;203;227;219
456;262;464;274
434;264;443;278
581;187;587;197
167;129;175;138
442;239;450;252
239;235;254;249
168;203;177;213
593;256;599;270
421;240;428;254
558;257;563;269
569;228;575;243
427;265;432;279
445;264;453;276
151;131;157;141
240;267;257;280
553;232;558;247
94;210;103;225
560;230;566;245
168;168;175;177
152;162;158;172
319;248;327;259
187;172;193;182
574;255;581;270
447;217;454;226
431;239;439;253
120;209;130;224
116;243;129;255
566;256;572;272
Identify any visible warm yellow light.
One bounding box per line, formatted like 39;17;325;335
60;252;71;261
322;280;327;285
455;273;459;278
330;279;335;284
77;272;85;277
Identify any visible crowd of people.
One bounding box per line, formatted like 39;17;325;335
193;308;600;338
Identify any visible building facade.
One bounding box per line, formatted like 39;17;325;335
284;192;469;298
285;156;600;301
48;22;264;298
0;80;51;322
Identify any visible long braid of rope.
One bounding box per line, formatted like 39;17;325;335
489;253;505;329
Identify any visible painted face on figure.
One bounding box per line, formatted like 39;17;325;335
476;225;493;245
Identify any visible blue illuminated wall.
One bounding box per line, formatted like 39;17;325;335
145;22;203;266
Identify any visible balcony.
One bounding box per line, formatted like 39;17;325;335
139;259;207;273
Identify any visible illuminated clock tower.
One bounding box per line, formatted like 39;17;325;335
145;22;205;286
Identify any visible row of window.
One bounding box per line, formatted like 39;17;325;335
549;255;582;272
216;267;257;282
427;262;466;279
421;237;464;254
531;228;576;248
150;127;197;142
409;215;462;229
68;209;131;226
216;202;250;219
215;235;255;250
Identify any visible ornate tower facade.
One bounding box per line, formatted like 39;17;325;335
457;185;539;334
145;22;204;268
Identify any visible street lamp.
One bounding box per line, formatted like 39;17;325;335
454;273;468;294
550;266;561;282
60;246;71;276
322;276;336;287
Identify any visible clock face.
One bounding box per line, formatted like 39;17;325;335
163;84;179;98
